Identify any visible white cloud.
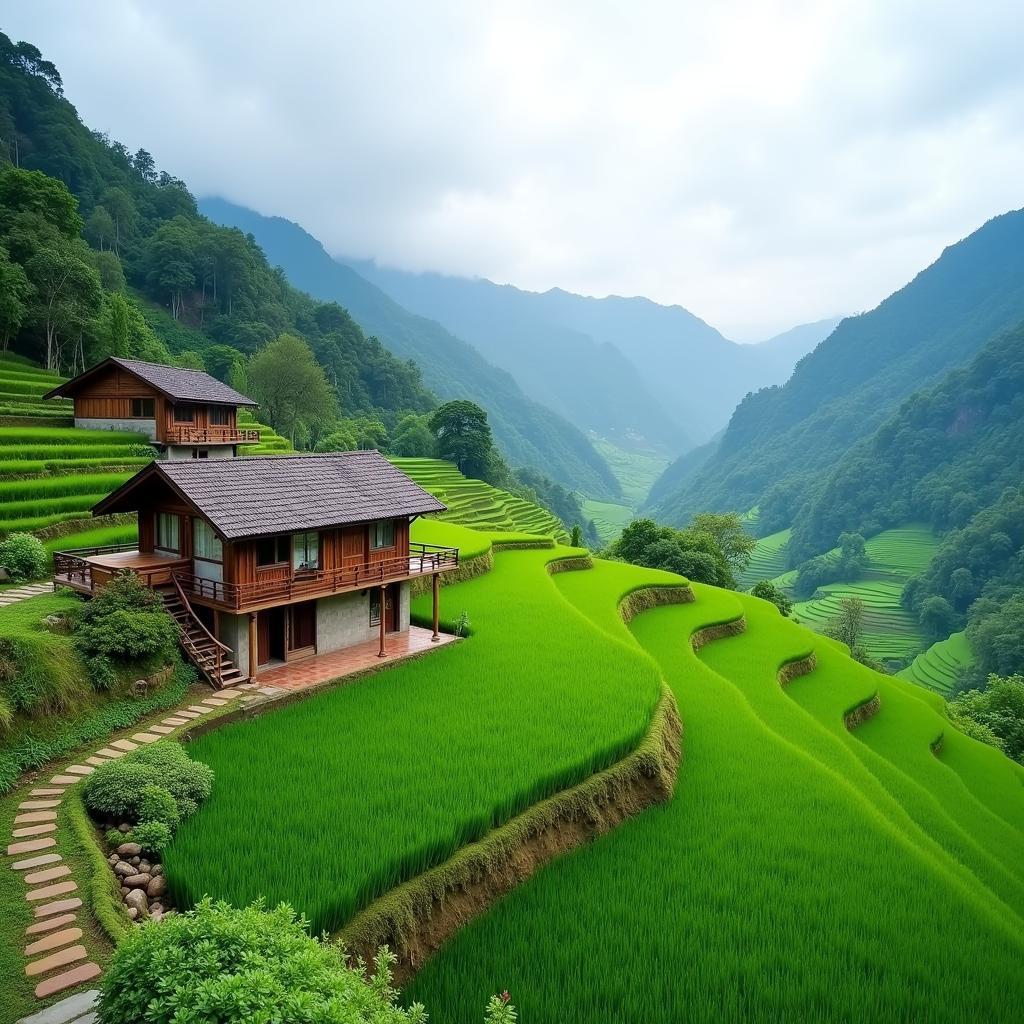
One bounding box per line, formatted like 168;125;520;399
5;0;1024;339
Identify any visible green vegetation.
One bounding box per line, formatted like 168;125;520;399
0;530;46;581
165;530;672;932
392;457;569;541
581;497;633;545
737;525;791;588
900;631;973;695
409;564;1024;1023
589;437;670;507
948;674;1024;764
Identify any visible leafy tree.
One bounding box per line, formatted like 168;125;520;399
611;518;734;588
248;333;336;445
429;400;493;478
751;579;793;616
824;596;865;650
174;349;206;370
0;166;81;239
948;674;1024;763
0;245;30;349
390;413;436;457
570;524;583;548
0;532;47;582
100;186;136;253
144;218;196;320
88;248;125;292
691;512;756;577
967;594;1024;679
25;243;102;368
918;595;957;642
84;204;115;250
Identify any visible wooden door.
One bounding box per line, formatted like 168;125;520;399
256;608;284;664
288;601;316;655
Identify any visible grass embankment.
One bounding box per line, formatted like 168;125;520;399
407;563;1024;1023
390;457;568;541
900;631;973;695
164;529;674;932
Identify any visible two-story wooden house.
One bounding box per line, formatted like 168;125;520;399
43;356;261;460
49;361;458;688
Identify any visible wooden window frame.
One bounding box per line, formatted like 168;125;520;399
192;518;223;565
155;512;180;554
370;519;396;550
173;403;195;423
255;536;290;569
209;406;230;426
130;397;155;418
293;532;320;573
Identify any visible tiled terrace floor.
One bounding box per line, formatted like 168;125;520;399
255;625;456;691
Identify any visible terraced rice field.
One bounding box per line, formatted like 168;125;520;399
900;631;974;696
781;525;942;667
0;356;70;419
390;457;568;540
589;437;669;507
238;407;292;455
407;559;1024;1023
581;497;633;545
738;526;791;588
165;529;675;930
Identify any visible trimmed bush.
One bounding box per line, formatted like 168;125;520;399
131;819;173;854
98;899;430;1024
137;783;180;828
0;531;47;582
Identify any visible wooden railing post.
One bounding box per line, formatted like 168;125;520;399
432;572;440;642
378;584;387;658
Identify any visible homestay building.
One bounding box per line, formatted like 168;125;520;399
48;361;459;688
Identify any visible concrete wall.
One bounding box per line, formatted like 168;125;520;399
75;416;156;440
218;611;249;672
317;590;376;651
164;445;237;461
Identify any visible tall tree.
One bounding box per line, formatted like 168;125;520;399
0;246;31;350
429;400;493;478
248;333;336;445
25;244;101;369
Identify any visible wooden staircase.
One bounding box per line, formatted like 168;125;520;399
160;579;247;689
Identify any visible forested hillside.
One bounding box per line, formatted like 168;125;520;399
789;321;1024;560
199;198;621;499
649;208;1024;529
351;260;830;447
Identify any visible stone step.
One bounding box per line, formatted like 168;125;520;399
13;985;98;1024
28;788;65;797
61;765;94;777
13;823;58;839
25;943;87;976
109;739;138;752
84;756;110;767
92;747;126;759
25;913;77;936
148;724;175;735
24;865;72;885
33;897;82;919
18;800;61;811
8;837;57;857
49;776;81;786
26;880;78;902
175;709;200;719
33;962;101;1000
25;926;83;957
131;733;161;744
162;717;188;726
12;853;62;871
15;811;58;825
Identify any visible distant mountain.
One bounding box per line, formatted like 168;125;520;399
346;262;688;452
352;264;828;448
200;198;620;500
752;317;842;364
648;208;1024;531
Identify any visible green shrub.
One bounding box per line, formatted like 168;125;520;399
751;579;794;616
82;740;213;830
0;531;47;581
98;899;430;1024
74;571;178;689
137;783;180;828
130;819;173;854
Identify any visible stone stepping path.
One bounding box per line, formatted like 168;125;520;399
5;685;250;1015
0;581;53;608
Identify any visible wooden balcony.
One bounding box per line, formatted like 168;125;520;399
53;544;191;595
52;542;460;613
176;543;459;612
162;426;260;445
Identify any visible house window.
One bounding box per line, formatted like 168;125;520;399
130;397;154;418
369;588;381;626
155;512;180;554
293;532;320;571
174;404;195;422
209;407;230;425
256;536;289;567
370;519;396;550
192;519;222;563
191;448;209;459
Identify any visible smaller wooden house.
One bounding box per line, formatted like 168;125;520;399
43;356;260;460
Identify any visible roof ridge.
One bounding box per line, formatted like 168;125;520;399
113;356;216;377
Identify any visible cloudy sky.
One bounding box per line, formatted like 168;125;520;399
6;2;1024;339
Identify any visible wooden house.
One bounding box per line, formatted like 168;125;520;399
49;361;458;688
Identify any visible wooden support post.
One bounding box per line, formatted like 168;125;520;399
378;585;387;657
248;612;258;680
431;572;440;642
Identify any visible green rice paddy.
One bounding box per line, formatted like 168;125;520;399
737;526;791;588
164;531;675;930
580;496;633;545
406;562;1024;1023
390;458;568;541
900;631;974;696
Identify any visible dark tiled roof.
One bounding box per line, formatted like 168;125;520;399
109;358;257;406
153;452;445;539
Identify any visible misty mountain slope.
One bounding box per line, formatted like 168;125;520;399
354;264;829;447
649;208;1024;530
200;198;620;499
347;262;688;452
756;317;842;364
786;319;1024;561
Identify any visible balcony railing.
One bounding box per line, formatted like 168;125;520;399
174;542;459;610
53;544;191;592
162;426;261;445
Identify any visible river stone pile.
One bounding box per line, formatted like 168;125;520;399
107;840;174;922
